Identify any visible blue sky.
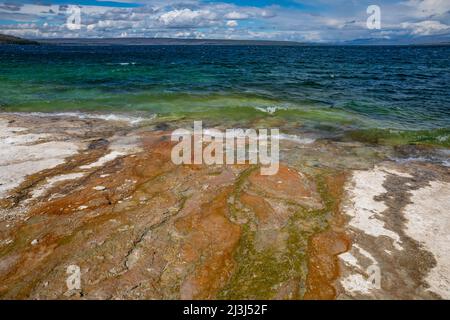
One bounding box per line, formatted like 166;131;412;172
0;0;449;43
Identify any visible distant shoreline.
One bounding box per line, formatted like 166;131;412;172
1;33;450;46
35;37;307;46
0;34;39;45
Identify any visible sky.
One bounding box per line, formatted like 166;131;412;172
0;0;449;43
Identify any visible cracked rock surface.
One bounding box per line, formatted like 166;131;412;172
0;114;448;300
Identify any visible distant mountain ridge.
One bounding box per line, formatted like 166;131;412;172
342;34;450;46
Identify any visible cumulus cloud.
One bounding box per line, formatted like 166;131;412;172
224;11;248;20
401;20;450;35
404;0;450;18
158;8;217;28
226;20;237;28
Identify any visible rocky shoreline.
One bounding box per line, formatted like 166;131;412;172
0;113;448;299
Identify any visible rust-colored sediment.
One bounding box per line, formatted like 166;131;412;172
0;119;351;299
177;188;241;299
303;173;351;300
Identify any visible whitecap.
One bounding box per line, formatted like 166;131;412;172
277;133;316;145
106;62;137;66
3;112;156;125
254;105;289;114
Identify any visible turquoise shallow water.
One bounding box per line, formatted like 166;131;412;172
0;45;449;145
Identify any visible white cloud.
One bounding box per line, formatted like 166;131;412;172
226;20;238;28
401;20;450;35
174;30;205;38
261;10;276;18
224;11;248;20
158;8;217;28
404;0;450;18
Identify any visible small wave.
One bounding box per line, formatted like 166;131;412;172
106;62;137;66
81;113;151;124
254;105;289;114
277;133;316;145
4;112;155;125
